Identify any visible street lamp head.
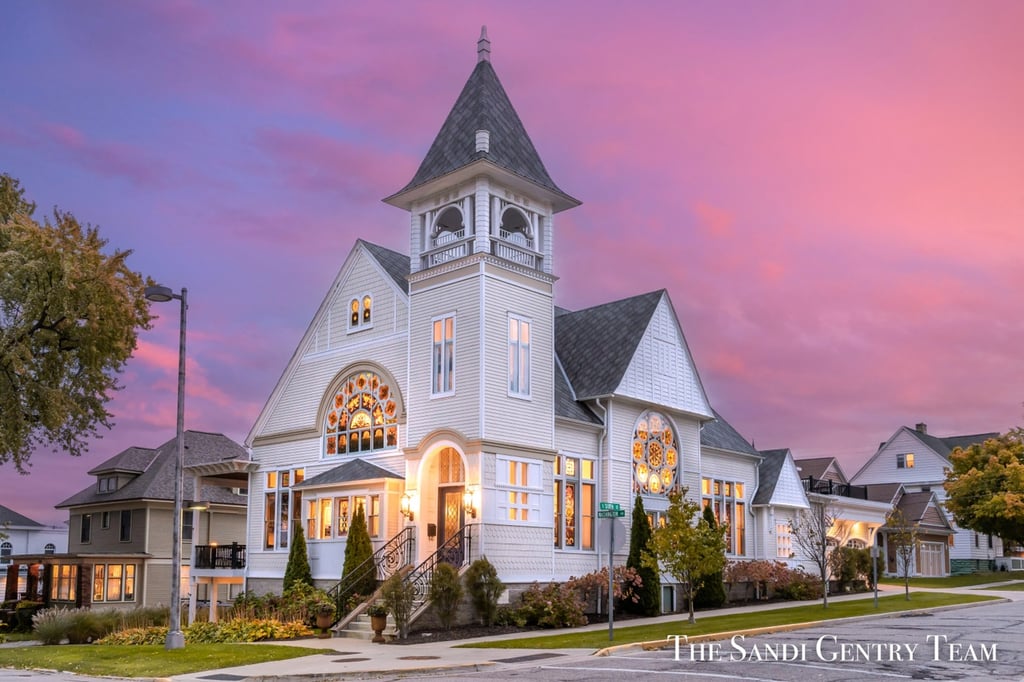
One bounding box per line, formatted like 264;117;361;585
145;285;176;303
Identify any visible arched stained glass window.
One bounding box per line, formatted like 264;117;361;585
324;371;398;456
632;411;678;495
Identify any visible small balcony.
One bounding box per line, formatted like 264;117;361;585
193;543;246;570
801;476;868;500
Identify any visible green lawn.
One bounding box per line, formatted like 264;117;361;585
981;581;1024;591
878;572;1007;588
0;642;320;677
461;592;999;650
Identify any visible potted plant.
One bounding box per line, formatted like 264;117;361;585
367;603;388;643
314;597;337;637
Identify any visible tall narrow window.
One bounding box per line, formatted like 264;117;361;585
508;316;531;397
897;453;915;469
432;315;455;395
119;510;132;542
553;455;596;550
0;542;11;565
262;468;304;550
349;296;373;331
702;477;747;556
80;514;92;543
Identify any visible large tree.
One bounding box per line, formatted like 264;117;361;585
944;429;1024;547
625;494;660;616
643;488;726;624
0;173;152;471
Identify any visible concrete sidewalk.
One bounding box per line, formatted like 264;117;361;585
156;580;1018;681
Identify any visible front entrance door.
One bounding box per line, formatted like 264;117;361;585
437;486;465;565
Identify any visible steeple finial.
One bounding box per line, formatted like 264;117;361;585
477;26;491;62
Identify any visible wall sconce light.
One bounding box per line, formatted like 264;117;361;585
400;492;414;521
185;500;209;512
463;487;477;519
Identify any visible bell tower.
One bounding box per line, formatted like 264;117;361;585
384;27;580;457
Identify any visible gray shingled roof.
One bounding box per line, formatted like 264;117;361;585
753;448;790;505
57;431;249;509
701;411;759;456
865;482;903;504
393;58;573;201
294;459;403;489
88;446;157;476
555;290;664;400
910;428;999;459
554;358;602;425
897;490;950;529
0;504;43;528
793;457;835;481
359;239;410;293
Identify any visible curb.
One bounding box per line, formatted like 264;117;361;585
593;596;1010;657
229;661;496;681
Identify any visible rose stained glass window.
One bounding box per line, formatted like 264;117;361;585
632;411;678;495
324;371;398;456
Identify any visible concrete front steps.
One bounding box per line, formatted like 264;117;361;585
334;610;395;640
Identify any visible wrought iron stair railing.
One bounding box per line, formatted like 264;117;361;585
327;526;415;619
403;524;473;619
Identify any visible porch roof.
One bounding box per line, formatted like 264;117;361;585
293;458;403;489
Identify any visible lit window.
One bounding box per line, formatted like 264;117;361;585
776;523;793;558
324;371;398;456
632;411;679;496
262;468;304;551
90;563;136;602
554;455;595;550
497;455;540;522
432;315;455;395
897;453;915;469
349;295;373;331
702;477;747;555
508;316;531;397
51;565;78;601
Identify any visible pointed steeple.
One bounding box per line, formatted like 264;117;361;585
386;28;578;211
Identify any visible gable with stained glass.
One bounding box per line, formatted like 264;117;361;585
324;371;398;456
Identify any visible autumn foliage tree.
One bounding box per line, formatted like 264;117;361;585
643;488;726;624
0;173;152;470
885;507;919;600
944;429;1024;547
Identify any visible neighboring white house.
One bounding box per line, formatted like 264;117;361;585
851;422;1002;573
1;504;66;600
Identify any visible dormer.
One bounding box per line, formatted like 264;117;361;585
384;27;579;276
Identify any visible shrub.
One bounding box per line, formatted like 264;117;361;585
625;495;660;616
283;522;314;592
281;582;335;625
381;573;415;639
464;557;504;626
66;609;104;644
567;567;642;613
429;563;463;630
96;626;167;646
493;604;527;627
95;618;314;645
341;504;377;598
773;566;822;600
32;607;73;645
518;582;587;628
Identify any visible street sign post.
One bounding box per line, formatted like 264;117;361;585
598;502;626;641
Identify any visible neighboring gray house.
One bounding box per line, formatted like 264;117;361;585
5;431;252;616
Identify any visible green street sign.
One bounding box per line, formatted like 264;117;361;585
599;502;621;511
598;509;626;518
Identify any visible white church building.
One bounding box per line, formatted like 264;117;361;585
242;30;886;609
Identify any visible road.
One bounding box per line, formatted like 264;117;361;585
389;598;1024;682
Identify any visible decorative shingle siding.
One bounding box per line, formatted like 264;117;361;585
618;297;713;419
482;524;553;583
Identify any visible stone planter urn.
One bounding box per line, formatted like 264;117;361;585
315;608;335;638
368;606;388;643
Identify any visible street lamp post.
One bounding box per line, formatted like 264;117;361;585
145;284;188;651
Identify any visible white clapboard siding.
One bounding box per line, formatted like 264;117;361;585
480;270;555;450
852;429;951;485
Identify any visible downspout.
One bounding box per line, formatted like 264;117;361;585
594;398;608;571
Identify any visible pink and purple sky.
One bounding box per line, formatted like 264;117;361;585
2;1;1022;525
